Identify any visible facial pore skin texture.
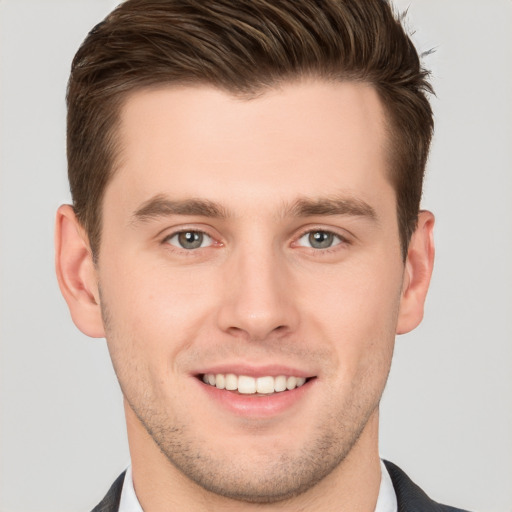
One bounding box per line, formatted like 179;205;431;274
57;79;434;511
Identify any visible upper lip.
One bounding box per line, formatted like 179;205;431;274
193;364;315;379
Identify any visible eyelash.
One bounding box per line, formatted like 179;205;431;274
162;228;218;252
293;227;351;252
160;227;351;253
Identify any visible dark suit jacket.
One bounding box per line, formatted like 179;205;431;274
91;460;471;512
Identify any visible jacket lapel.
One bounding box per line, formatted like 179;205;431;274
91;471;126;512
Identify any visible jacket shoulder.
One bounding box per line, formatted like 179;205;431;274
91;471;126;512
383;460;472;512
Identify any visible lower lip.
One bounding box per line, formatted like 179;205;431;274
197;378;315;418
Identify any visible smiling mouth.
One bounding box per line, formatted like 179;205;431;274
199;373;313;395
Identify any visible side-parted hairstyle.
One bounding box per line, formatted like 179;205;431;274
67;0;434;260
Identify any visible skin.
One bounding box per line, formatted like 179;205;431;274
56;80;434;511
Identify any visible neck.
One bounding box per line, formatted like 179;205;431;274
126;400;382;512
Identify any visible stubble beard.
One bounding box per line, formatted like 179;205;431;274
101;298;389;504
122;381;382;504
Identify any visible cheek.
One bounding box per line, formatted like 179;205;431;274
304;254;402;324
98;254;219;363
300;256;402;374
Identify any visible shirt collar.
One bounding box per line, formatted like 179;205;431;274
118;464;143;512
376;460;398;512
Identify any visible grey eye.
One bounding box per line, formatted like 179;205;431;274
298;230;341;249
167;231;212;249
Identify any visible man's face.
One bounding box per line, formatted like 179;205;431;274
96;81;406;502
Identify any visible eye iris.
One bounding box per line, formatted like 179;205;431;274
178;231;203;249
309;231;333;249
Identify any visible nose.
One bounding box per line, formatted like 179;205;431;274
216;245;300;342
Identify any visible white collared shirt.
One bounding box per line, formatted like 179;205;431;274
118;465;141;512
119;459;397;512
375;460;399;512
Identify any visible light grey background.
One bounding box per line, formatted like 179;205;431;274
1;1;511;511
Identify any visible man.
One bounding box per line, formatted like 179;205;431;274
55;0;469;510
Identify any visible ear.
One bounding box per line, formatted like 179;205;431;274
396;210;435;335
55;204;105;338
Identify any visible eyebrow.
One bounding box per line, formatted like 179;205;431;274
131;193;377;224
131;194;229;223
288;196;377;220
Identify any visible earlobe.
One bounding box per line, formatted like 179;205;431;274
396;210;435;335
55;205;105;338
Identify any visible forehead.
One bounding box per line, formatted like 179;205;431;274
109;80;391;214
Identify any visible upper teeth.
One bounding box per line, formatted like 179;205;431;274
202;373;307;394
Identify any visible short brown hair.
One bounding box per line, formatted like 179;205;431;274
67;0;434;259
